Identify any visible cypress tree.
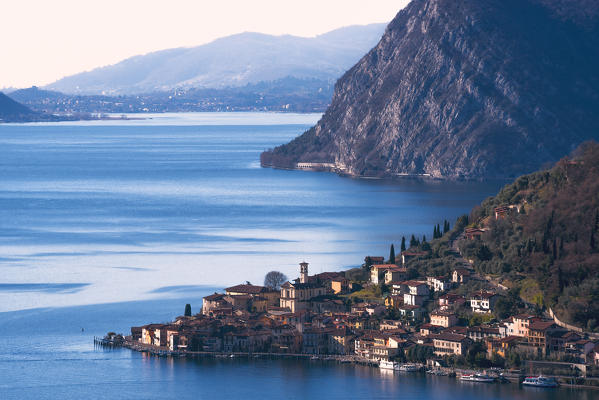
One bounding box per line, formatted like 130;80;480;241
389;244;396;264
552;238;557;260
184;303;192;317
557;266;564;292
401;236;406;252
410;235;417;247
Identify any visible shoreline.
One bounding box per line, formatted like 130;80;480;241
260;162;512;183
95;336;599;391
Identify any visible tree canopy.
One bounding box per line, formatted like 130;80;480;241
264;271;288;289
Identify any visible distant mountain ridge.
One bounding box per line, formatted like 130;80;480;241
45;24;386;95
261;0;599;180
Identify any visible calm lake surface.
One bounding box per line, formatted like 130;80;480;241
2;112;576;399
1;296;595;400
0;112;503;312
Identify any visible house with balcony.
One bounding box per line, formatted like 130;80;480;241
469;290;499;313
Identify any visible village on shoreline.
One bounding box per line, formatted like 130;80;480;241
102;209;599;389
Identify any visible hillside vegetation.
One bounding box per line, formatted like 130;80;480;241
458;142;599;330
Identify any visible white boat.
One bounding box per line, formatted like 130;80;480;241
399;363;420;372
460;373;496;383
379;360;399;370
522;376;559;388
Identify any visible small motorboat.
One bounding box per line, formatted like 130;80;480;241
460;373;496;383
522;376;559;388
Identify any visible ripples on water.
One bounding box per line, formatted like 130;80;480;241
0;113;505;311
0;113;589;399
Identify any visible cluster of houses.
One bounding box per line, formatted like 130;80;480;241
132;259;599;369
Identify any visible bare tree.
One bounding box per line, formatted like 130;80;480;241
264;271;287;289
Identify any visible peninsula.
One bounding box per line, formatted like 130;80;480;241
108;143;599;387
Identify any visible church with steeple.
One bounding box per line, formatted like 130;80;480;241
279;262;328;313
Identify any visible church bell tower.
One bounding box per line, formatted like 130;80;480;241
299;261;309;283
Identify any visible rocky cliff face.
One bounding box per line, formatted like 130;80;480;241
261;0;599;179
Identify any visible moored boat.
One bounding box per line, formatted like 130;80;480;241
460;373;496;383
379;360;399;370
522;376;559;388
427;369;448;376
399;363;420;372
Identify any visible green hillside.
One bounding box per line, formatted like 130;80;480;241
458;142;599;330
396;142;599;331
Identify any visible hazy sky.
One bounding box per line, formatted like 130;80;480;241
1;0;410;89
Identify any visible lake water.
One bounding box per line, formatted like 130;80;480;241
2;112;580;399
0;112;503;312
1;296;594;400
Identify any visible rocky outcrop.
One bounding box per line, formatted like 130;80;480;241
261;0;599;179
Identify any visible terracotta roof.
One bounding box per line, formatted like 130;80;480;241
468;326;499;334
284;281;324;289
445;326;468;334
371;264;400;270
203;293;225;301
225;284;275;294
312;271;345;281
434;332;469;342
529;321;558;331
498;335;520;343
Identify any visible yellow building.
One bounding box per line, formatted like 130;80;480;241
433;332;471;356
279;262;327;312
430;311;458;328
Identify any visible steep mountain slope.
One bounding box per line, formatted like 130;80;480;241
261;0;599;180
45;24;386;95
459;142;599;330
0;92;43;122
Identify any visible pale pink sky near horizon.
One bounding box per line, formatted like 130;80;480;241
1;0;410;89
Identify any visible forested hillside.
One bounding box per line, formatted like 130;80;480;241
458;142;599;330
